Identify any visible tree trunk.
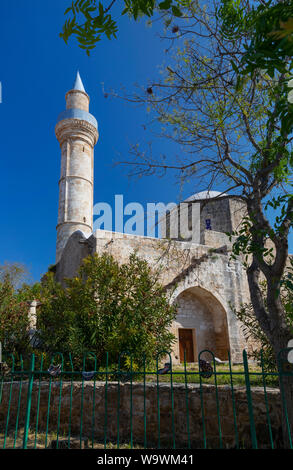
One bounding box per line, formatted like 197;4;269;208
247;261;293;447
273;335;293;449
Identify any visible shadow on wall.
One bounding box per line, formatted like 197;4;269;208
55;230;95;285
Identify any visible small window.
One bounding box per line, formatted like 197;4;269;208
83;217;86;223
205;219;212;230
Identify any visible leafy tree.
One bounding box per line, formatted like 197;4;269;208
0;263;35;357
219;0;293;77
60;0;184;55
217;0;293;446
234;262;293;371
0;262;30;289
37;253;176;367
106;0;293;444
59;0;293;443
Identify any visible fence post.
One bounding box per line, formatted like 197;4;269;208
23;353;35;449
243;350;258;449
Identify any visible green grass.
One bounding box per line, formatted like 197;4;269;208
140;363;280;387
61;362;278;387
3;362;280;388
0;430;145;449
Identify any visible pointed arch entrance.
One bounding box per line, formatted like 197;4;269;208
172;286;230;362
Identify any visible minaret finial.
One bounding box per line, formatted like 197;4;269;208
73;70;86;93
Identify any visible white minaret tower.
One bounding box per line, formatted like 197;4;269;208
55;72;99;262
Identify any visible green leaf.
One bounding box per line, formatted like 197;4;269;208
172;5;182;17
159;0;172;10
230;59;239;74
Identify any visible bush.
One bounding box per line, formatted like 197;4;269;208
37;253;177;368
0;263;39;358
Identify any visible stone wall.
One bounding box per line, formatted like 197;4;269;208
55;229;253;362
163;196;247;246
200;197;232;242
203;230;232;249
0;381;282;449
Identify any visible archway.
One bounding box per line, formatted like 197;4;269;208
172;286;230;362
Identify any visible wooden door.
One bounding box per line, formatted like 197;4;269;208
179;329;194;362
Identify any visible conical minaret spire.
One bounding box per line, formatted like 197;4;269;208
55;73;99;263
73;70;86;93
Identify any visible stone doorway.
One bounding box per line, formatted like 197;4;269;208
179;328;195;362
172;286;230;363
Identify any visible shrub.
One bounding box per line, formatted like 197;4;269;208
37;253;177;368
0;264;36;357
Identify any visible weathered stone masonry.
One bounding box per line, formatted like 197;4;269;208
56;229;253;362
0;381;282;448
54;76;256;364
55;72;99;263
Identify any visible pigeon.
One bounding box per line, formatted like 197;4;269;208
82;371;96;380
48;364;62;377
199;359;213;379
158;363;171;375
214;357;223;364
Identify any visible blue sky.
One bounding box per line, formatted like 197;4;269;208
0;1;185;282
0;1;292;282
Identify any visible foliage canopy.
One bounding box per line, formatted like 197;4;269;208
60;0;184;55
37;253;176;367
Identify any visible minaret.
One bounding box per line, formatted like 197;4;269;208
55;72;99;262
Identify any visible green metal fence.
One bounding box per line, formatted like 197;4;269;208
0;348;292;449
